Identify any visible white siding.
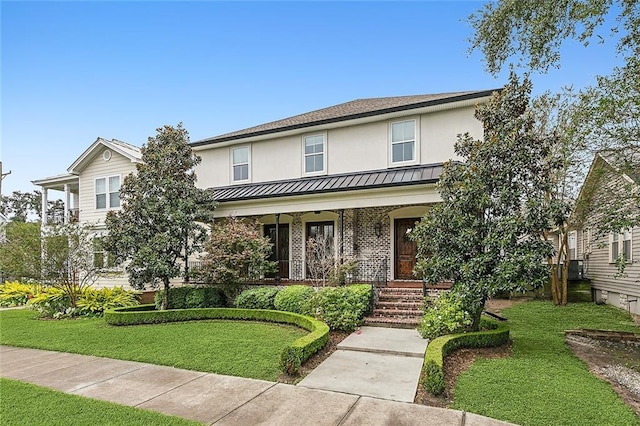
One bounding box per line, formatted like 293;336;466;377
78;150;136;225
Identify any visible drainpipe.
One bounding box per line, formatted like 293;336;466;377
275;213;280;283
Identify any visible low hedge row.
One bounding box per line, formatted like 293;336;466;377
422;317;510;395
104;305;329;374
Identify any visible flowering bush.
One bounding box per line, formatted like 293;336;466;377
418;291;472;339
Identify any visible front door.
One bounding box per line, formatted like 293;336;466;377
264;224;289;279
394;218;419;280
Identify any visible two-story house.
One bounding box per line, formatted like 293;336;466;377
192;90;493;285
33;90;494;289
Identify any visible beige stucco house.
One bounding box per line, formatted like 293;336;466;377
33;90;495;288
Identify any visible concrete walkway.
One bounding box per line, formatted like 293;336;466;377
0;345;514;425
298;326;428;402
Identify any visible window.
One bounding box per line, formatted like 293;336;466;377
304;134;325;174
611;233;619;263
391;120;416;163
232;146;249;182
582;228;592;256
95;175;120;209
611;230;633;263
93;237;115;269
568;231;577;260
622;230;632;262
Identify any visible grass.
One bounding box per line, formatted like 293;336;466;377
0;309;306;381
452;301;640;426
0;378;200;425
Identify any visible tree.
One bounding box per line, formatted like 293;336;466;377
410;74;554;330
41;222;101;309
0;190;65;223
469;0;640;233
197;217;275;295
104;124;215;310
0;221;41;281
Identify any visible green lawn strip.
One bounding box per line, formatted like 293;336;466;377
0;378;200;426
452;301;640;426
0;309;306;381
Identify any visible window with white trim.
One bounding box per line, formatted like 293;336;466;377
391;120;416;163
610;232;620;263
232;146;250;182
582;228;592;256
568;231;577;260
304;134;325;174
93;237;116;269
95;175;120;209
622;229;632;262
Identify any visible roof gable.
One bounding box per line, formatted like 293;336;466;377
192;89;498;147
67;138;142;174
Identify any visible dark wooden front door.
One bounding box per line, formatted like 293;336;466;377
394;218;419;280
264;224;289;279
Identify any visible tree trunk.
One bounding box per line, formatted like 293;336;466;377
561;258;569;306
549;262;560;305
161;277;170;310
470;298;486;331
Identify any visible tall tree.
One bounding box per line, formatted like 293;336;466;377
0;190;65;223
469;0;640;233
0;221;41;281
411;74;554;329
104;124;215;310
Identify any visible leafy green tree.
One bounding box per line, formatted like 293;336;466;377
0;190;65;223
198;217;275;297
410;74;554;329
469;0;640;235
104;124;215;310
0;221;41;281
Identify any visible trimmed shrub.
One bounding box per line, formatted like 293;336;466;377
418;291;472;339
104;305;330;375
235;286;279;309
274;285;315;315
155;286;226;310
0;281;41;307
312;284;372;331
76;287;139;315
421;317;509;395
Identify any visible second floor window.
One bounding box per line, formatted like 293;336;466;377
304;134;325;174
95;176;120;209
391;120;416;163
232;146;249;182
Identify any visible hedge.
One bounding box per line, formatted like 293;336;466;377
422;317;510;395
104;305;329;374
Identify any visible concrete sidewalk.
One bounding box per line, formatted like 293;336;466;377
0;345;514;425
297;327;428;402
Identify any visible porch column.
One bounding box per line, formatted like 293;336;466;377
64;184;70;223
41;188;48;225
275;213;280;283
339;209;344;264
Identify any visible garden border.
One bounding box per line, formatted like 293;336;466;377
104;305;330;374
421;317;510;395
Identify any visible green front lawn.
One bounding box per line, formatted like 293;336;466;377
453;301;639;426
0;378;200;426
0;309;306;381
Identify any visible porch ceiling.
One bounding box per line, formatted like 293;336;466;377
211;163;445;203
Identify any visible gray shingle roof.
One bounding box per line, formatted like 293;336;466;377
192;90;497;147
211;164;444;202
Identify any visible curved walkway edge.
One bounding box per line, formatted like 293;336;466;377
0;345;516;426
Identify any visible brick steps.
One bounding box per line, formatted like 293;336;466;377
365;287;424;329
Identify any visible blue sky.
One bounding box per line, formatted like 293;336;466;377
1;1;624;195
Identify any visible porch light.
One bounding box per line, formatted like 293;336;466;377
374;222;382;238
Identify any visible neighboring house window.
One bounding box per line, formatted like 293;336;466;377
391;119;416;163
232;146;250;182
622;229;632;262
610;233;619;263
93;237;115;269
304;134;325;174
568;231;577;260
582;228;591;256
95;176;120;209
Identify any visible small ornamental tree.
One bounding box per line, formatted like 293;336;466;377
198;217;275;294
410;74;554;330
0;221;41;281
104;124;215;310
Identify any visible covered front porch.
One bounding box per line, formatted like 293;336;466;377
31;173;80;225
